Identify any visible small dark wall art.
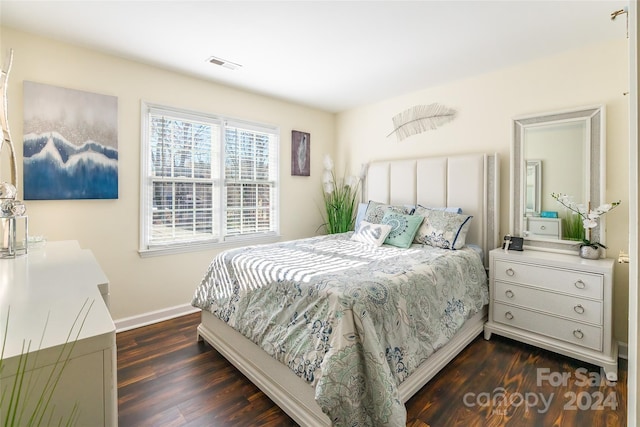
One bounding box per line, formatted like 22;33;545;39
22;81;118;200
291;130;310;176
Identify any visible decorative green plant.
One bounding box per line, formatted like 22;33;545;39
562;211;586;241
321;155;360;234
0;299;93;427
551;192;621;249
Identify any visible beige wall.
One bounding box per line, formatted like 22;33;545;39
1;27;631;343
336;39;630;343
0;27;335;320
525;123;586;215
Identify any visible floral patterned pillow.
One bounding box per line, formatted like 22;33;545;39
351;220;393;246
413;206;473;249
381;211;424;248
363;200;414;224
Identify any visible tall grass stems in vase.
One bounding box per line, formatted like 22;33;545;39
562;212;586;241
1;298;94;427
551;192;621;249
321;155;361;234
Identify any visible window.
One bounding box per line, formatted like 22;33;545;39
140;103;279;255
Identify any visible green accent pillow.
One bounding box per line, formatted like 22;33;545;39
381;211;424;248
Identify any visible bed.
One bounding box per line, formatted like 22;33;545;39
192;152;500;426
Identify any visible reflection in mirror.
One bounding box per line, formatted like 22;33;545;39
525;160;541;215
523;122;587;216
511;105;605;253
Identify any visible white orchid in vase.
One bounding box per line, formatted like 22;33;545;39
551;192;621;249
321;154;360;234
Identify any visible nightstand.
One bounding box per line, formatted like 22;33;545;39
483;248;617;381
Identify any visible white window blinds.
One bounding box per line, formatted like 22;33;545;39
224;123;278;237
140;103;279;254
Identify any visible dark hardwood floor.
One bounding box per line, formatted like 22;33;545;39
117;312;627;426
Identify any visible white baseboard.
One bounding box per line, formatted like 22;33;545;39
618;341;628;360
114;303;201;333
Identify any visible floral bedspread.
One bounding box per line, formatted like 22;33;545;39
191;233;488;426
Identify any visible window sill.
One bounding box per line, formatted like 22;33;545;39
138;234;282;258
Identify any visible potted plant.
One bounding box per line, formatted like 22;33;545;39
551;192;621;259
320;155;361;234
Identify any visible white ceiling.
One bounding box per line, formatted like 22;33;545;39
0;1;629;113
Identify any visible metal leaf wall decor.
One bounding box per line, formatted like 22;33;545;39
387;103;457;141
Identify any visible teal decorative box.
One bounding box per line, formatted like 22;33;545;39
540;211;559;218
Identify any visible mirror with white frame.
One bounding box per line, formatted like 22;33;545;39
511;105;605;253
525;159;542;215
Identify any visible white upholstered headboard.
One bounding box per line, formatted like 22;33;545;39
365;153;500;267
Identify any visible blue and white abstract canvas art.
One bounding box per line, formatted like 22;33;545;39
23;82;118;200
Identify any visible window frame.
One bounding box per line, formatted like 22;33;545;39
139;101;280;257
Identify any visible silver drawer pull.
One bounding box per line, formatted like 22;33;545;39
574;304;585;314
573;329;584;339
540;225;546;230
505;268;515;277
505;289;515;298
574;279;586;289
505;311;514;320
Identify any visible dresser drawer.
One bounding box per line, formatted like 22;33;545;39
494;260;603;300
493;302;602;351
527;218;561;238
494;281;602;325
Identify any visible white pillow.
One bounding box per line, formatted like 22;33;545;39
351;220;392;246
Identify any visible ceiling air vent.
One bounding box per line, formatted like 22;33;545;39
206;56;242;70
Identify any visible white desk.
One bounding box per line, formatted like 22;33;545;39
0;241;117;426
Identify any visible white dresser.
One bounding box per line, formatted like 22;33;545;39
483;248;617;381
0;241;117;426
